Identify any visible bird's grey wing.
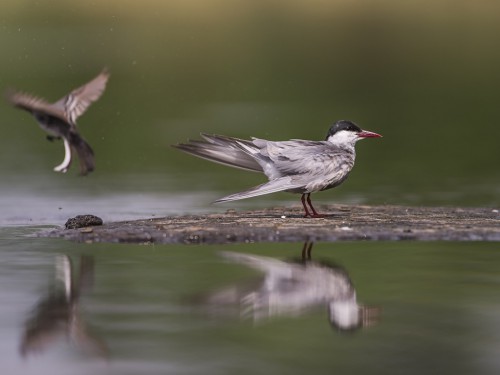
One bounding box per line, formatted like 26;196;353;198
264;141;354;176
67;132;95;176
53;69;110;124
214;176;305;202
173;134;263;172
201;133;257;150
6;90;66;119
250;140;355;191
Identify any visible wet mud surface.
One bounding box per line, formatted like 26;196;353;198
39;204;500;244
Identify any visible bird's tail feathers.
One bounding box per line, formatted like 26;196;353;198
214;177;302;203
68;132;95;176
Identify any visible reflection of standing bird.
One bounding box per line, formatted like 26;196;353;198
173;120;381;217
204;249;378;331
6;69;109;175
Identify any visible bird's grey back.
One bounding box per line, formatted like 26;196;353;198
249;138;356;192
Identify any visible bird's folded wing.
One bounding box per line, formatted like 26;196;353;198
214;176;304;202
264;141;351;176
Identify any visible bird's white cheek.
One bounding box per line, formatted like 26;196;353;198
327;131;358;146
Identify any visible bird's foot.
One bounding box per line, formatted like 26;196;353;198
311;213;326;218
303;213;326;218
46;135;62;142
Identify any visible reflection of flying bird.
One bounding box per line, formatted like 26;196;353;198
204;247;378;331
6;69;109;175
173;120;381;217
20;255;108;358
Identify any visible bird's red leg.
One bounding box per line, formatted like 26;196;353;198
307;193;325;218
301;241;313;260
301;194;311;217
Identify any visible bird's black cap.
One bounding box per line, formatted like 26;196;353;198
325;120;362;140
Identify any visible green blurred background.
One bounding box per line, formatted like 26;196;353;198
1;0;500;208
2;4;500;373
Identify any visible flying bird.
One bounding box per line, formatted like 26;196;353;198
173;120;381;217
6;69;110;175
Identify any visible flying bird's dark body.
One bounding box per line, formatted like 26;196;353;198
6;69;110;175
174;120;382;217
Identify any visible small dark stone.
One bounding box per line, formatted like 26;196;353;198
65;215;103;230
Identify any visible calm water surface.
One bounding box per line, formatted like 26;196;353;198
1;228;499;375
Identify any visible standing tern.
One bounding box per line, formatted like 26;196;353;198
173;120;381;217
6;69;110;175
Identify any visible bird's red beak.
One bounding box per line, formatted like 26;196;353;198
358;130;382;138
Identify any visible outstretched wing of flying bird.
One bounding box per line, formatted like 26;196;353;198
5;90;66;120
53;69;110;125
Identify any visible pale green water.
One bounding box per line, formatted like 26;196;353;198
1;1;500;374
1;234;500;375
